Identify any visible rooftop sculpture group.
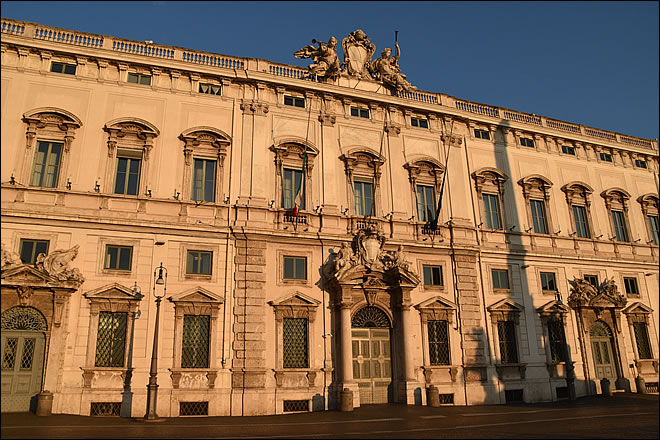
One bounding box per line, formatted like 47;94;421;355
294;29;417;92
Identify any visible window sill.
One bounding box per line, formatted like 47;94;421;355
493;289;511;295
495;363;527;380
422;365;459;384
169;368;219;389
81;367;127;388
273;368;318;387
101;269;132;276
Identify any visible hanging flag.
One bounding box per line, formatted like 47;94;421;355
291;149;307;217
428;172;446;231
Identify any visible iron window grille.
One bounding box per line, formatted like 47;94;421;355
474;129;490;140
2;338;18;369
633;322;653;359
104;245;132;271
611;210;629;242
540;272;557;292
354;180;374;217
491;269;509;290
428;320;450;365
350;106;370;118
127;72;151;85
483;193;502;229
284;95;305;108
50;61;76;75
497;321;518;363
19;239;49;264
572;205;591;238
416;184;435;223
547;320;567;363
94;312;127;367
505;389;523;402
192;158;216;202
561;145;576;155
283;256;306;280
187;250;212;275
647;215;659;245
180;401;209;416
599;152;613;162
19;338;35;370
423;265;443;287
282;168;304;210
30;141;63;188
90;402;121;417
530;199;549;234
520;137;534;148
411;117;429;128
181;315;210;368
198;83;221;95
283;317;308;368
438;393;454;404
114;156;141;195
283;400;308;412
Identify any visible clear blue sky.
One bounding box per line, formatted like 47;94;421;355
2;1;658;140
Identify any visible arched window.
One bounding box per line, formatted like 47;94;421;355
601;188;632;242
179;126;231;203
561;182;595;239
20;107;82;189
1;306;48;331
351;306;391;328
518;175;554;235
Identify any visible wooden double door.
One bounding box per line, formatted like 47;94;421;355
1;331;45;412
352;327;393;404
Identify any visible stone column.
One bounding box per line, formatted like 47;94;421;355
339;303;353;385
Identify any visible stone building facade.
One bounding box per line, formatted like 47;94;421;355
1;18;658;417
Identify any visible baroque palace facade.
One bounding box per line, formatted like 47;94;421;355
1;18;658;417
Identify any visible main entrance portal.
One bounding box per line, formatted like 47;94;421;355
351;306;392;404
589;321;617;382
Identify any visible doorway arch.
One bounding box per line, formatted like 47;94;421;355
589;321;617;382
351;306;392;404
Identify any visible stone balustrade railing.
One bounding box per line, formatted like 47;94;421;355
2;17;656;151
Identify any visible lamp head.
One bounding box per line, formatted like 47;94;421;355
555;292;563;305
155;262;166;285
131;281;142;298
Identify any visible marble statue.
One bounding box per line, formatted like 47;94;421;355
294;36;341;80
369;43;416;92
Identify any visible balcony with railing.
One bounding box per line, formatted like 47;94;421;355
1;17;656;152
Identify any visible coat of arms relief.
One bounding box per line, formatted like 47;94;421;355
294;29;417;93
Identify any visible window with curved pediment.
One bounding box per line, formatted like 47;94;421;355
472;168;508;230
601;188;632;242
561;182;594;239
340;148;385;218
637;194;659;245
179;127;231;203
404;158;445;225
20;108;82;189
103;118;159;197
518;175;554;235
269;140;318;215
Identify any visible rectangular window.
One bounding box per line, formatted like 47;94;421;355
520;137;535;148
114;156;141;195
599;152;613;162
483;193;502;229
50;62;76;75
30;141;63;188
283;256;306;280
192;158;216;202
572;205;591;238
354;180;374;217
474;129;490;140
611;210;629;242
623;277;639;295
497;321;518;364
350;106;370;118
648;215;659;245
633;322;653;359
540;272;557;292
584;275;599;288
283;317;308;368
198;83;221;95
104;245;133;271
423;265;443;287
95;311;127;367
19;239;49;265
530;199;548;234
187;251;212;275
282;168;304;210
634;159;647;169
411;117;429;128
284;95;305;108
181;315;210;368
127;72;151;85
548;320;567;363
491;269;510;290
428;320;450;365
561;145;576;155
416;185;435;223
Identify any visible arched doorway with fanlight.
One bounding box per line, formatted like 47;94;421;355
1;306;48;412
589;321;618;383
351;306;393;404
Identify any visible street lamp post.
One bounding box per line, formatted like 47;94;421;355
121;282;143;418
145;262;167;420
556;292;576;401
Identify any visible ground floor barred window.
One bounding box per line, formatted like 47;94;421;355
181;315;210;368
94;312;127;367
497;320;518;363
283;317;308;368
428;320;450;365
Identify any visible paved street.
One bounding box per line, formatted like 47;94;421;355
2;393;657;439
